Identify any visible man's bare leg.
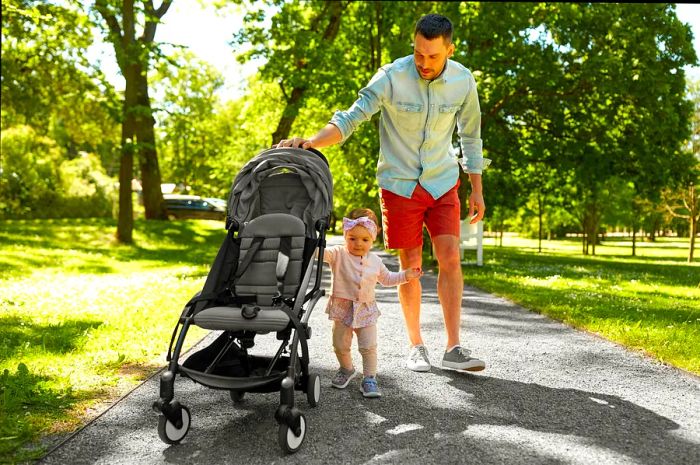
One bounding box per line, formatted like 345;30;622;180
431;234;463;349
432;234;486;371
398;245;424;346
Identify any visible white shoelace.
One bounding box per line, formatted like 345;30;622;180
455;347;472;359
412;345;429;362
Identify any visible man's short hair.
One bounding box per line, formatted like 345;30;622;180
414;14;453;44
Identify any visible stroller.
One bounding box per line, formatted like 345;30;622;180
152;147;333;453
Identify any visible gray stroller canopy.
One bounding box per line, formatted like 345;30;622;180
227;148;333;238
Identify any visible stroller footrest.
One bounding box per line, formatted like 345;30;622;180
193;306;290;331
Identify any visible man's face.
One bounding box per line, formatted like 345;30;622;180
413;33;454;80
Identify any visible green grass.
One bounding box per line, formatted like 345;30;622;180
460;235;700;375
0;218;223;463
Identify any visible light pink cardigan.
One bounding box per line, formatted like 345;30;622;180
323;245;408;303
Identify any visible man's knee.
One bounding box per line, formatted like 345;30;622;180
432;236;461;270
399;246;423;268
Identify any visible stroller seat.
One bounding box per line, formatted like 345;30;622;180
154;147;332;454
193;213;306;333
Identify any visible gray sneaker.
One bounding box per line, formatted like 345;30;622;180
406;344;431;372
331;368;357;388
442;347;485;371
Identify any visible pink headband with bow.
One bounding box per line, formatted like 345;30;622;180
343;216;377;240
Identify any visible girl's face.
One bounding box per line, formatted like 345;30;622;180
344;225;374;257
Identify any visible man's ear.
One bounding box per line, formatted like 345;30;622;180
447;43;455;58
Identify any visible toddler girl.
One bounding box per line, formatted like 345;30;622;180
322;208;421;398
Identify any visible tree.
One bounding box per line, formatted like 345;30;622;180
94;0;172;243
232;2;696;245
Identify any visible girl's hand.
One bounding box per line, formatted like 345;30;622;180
405;267;423;280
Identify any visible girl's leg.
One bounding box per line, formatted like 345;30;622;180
332;321;354;371
355;325;378;377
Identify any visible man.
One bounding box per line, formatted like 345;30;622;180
276;14;487;372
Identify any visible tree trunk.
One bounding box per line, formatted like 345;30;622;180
116;62;140;243
133;70;166;219
537;191;543;253
116;124;134;243
271;86;306;144
689;215;696;263
96;0;172;240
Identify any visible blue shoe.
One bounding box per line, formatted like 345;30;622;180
359;376;381;398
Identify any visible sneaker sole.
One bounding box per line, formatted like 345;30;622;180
331;371;357;389
406;361;432;372
441;361;486;372
359;388;381;398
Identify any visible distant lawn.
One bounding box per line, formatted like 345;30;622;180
460;235;700;375
0;218;223;462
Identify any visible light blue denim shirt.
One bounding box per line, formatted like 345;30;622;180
330;55;484;199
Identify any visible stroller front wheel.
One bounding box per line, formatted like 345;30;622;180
157;405;191;445
278;413;306;454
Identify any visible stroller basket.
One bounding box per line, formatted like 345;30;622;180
152;148;332;454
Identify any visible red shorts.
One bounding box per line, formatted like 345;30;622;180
379;182;461;249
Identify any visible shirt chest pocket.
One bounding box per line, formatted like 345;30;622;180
435;103;461;132
395;102;424;132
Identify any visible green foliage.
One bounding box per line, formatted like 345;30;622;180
0;126;116;220
57;153;117;218
0;126;64;219
1;0;120;154
229;2;697;245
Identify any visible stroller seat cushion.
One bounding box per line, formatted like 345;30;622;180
193;306;290;332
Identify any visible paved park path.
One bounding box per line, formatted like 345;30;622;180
40;236;700;465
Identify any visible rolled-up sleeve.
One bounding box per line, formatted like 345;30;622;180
330;69;389;143
457;72;485;174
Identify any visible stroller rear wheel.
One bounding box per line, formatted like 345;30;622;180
306;373;321;407
230;390;245;403
157;405;191;445
278;412;306;454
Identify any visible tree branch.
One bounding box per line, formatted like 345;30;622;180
95;1;122;37
279;79;290;102
142;0;172;43
154;0;172;18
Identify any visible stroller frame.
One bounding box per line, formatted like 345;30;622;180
152;148;332;454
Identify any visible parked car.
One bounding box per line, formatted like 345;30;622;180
163;194;226;221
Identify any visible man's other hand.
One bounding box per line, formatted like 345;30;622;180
468;191;485;224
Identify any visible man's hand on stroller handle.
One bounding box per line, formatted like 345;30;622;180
275;137;313;149
275;125;342;150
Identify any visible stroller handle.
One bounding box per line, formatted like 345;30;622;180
299;147;329;167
